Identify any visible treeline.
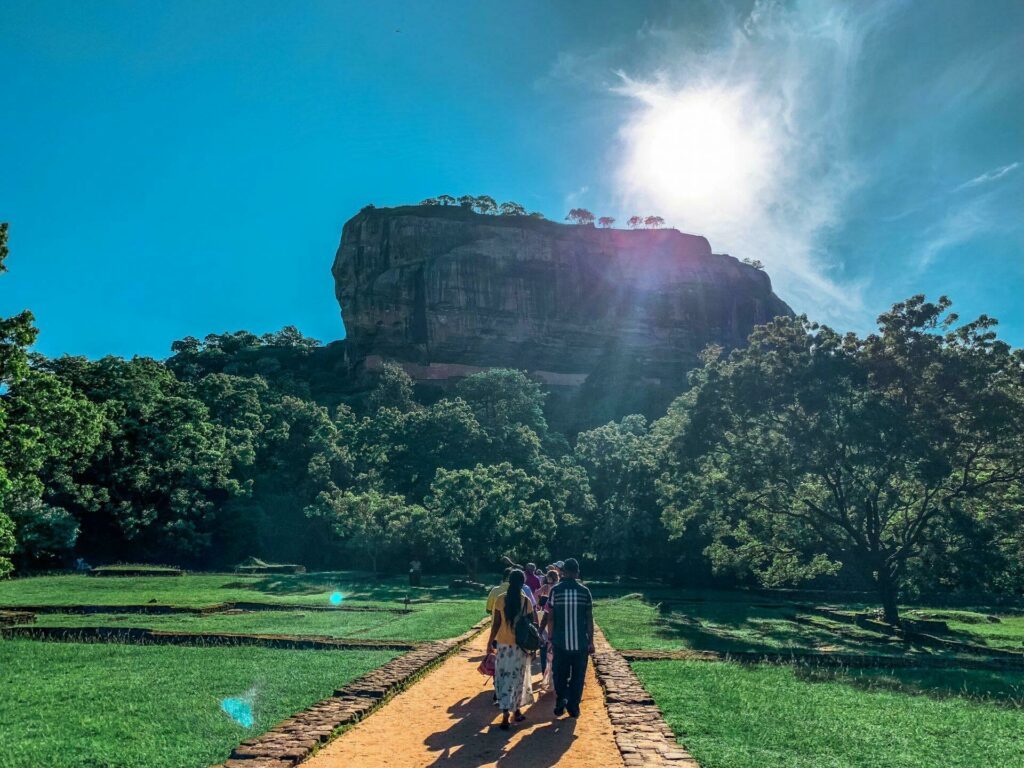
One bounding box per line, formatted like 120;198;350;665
2;224;1024;622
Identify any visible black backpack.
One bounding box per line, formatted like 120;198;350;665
514;605;541;652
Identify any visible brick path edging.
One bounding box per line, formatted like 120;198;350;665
210;618;491;768
591;627;700;767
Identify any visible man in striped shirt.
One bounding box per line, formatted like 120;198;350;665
540;557;594;718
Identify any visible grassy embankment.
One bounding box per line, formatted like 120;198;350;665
594;587;1024;768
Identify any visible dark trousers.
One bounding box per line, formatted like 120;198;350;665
552;647;589;710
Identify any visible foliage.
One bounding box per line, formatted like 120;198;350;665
627;215;643;229
575;415;669;573
0;223;40;576
742;257;765;269
306;488;433;573
659;297;1024;622
565;208;596;226
598;216;615;228
425;462;554;577
499;201;526;216
644;215;665;228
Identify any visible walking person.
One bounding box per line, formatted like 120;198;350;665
485;569;535;730
536;567;559;690
540;558;593;718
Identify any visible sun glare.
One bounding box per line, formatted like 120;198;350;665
620;87;772;224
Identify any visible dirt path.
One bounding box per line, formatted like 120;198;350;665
303;632;623;768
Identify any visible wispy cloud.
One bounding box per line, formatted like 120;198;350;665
916;197;994;269
955;161;1020;192
606;0;899;326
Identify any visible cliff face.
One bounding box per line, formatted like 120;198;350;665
333;205;792;387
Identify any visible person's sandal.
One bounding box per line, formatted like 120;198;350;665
514;711;526;722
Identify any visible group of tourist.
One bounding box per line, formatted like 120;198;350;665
483;557;594;731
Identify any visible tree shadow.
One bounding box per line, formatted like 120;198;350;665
794;665;1024;709
225;572;489;603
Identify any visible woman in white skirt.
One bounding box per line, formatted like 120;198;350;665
485;569;535;730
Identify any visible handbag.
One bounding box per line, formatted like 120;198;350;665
477;653;496;677
514;597;541;653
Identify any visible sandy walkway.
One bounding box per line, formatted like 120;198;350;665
303;632;623;767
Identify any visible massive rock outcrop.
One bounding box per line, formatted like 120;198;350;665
333;205;792;396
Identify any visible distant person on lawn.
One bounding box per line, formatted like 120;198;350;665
540;557;593;718
486;569;536;729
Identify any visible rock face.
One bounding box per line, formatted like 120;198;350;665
334;205;792;390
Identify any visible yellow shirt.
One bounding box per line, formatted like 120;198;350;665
485;583;508;614
494;593;531;647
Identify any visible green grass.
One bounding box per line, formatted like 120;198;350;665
0;640;395;768
0;572;487;610
20;599;485;642
635;659;1024;768
594;593;932;656
903;608;1024;651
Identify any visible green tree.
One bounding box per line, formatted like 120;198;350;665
660;297;1024;623
473;195;498;215
499;201;526;216
367;362;416;413
565;208;595;226
306;488;433;574
575;415;667;573
0;223;39;576
425;462;554;578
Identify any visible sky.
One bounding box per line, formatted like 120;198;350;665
1;0;1022;359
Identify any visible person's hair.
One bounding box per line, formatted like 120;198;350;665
503;567;513;581
545;569;559;585
562;558;580;576
504;569;525;625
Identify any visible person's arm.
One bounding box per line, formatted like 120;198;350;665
487;609;502;654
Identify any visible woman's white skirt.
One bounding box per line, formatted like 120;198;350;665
494;643;534;710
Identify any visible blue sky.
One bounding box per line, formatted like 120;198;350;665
2;0;1022;358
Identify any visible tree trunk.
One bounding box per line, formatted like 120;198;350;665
876;571;901;626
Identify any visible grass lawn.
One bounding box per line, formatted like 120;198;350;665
0;572;488;610
19;600;485;642
903;608;1024;651
635;659;1024;768
0;640;395;768
594;593;938;657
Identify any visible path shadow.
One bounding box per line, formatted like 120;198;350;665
423;674;573;768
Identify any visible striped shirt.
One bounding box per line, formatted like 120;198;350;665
545;578;593;652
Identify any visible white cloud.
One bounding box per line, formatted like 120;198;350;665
955;162;1020;192
611;0;898;325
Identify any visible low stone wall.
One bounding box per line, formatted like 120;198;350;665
0;610;35;627
620;648;1024;671
591;627;700;767
211;618;490;768
0;625;420;651
0;601;410;616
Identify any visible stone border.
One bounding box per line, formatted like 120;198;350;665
0;602;410;615
591;627;700;767
618;647;1024;670
211;618;490;768
0;625;420;651
0;610;34;627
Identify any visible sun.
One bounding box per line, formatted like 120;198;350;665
619;86;772;225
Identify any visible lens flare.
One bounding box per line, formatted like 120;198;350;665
220;696;254;728
329;591;344;606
